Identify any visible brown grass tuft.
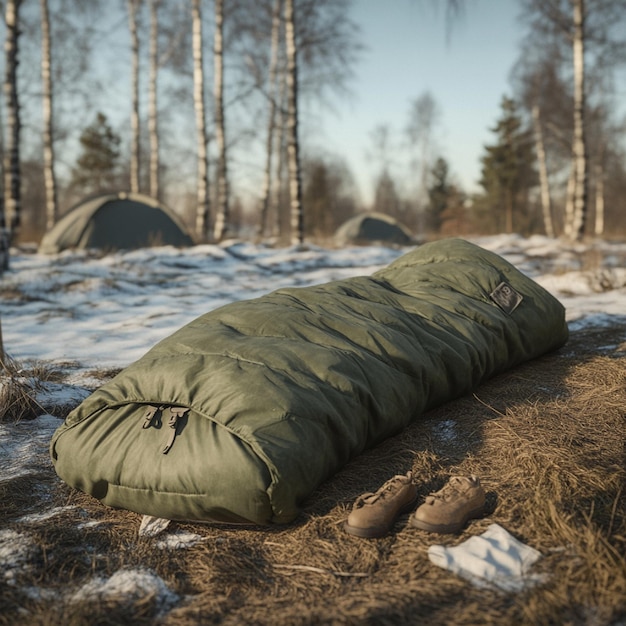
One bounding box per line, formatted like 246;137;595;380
0;356;49;422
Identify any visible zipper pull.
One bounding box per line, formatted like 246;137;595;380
141;405;159;429
161;406;189;454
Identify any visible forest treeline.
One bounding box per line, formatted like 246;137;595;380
1;0;626;269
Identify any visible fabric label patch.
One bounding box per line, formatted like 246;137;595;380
490;281;523;315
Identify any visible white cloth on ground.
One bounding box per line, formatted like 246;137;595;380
427;523;544;592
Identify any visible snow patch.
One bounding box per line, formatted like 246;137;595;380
0;529;37;584
156;531;206;550
70;568;179;614
431;419;458;443
16;506;77;524
0;413;59;481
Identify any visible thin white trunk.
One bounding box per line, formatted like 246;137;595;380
563;167;575;239
192;0;210;240
3;0;21;245
258;0;282;239
41;0;58;230
273;70;287;238
128;0;141;194
212;0;229;242
531;104;554;238
594;161;604;236
0;315;4;365
570;0;587;240
284;0;303;245
148;0;160;199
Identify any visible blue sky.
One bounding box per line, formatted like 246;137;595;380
303;0;526;204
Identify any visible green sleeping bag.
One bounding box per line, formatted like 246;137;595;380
50;239;568;524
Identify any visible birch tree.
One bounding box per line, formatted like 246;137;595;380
0;90;7;274
192;0;209;240
406;91;441;233
148;0;160;199
127;0;142;194
531;104;555;237
3;0;22;268
257;0;283;239
284;0;303;245
191;0;210;241
566;0;588;240
518;0;626;240
41;0;58;231
212;0;229;241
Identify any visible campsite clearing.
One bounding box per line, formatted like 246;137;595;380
1;234;625;625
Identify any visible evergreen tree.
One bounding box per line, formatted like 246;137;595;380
440;185;470;235
70;112;121;196
479;96;536;234
426;157;452;233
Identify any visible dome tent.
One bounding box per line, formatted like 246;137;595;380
39;192;194;254
334;212;414;247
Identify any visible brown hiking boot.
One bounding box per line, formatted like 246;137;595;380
410;475;486;534
344;472;418;538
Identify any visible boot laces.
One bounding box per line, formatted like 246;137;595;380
428;476;472;503
356;472;412;507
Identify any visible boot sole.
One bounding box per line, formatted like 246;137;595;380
409;503;486;534
343;497;418;539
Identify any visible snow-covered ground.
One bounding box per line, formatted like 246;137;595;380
1;233;626;610
3;234;626;374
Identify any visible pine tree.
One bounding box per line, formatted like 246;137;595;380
70;112;121;196
479;96;536;234
426;157;452;234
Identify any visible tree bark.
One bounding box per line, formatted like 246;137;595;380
258;0;282;239
531;104;554;238
148;0;160;200
0;315;5;367
569;0;588;240
594;160;605;237
284;0;303;245
3;0;22;252
212;0;229;242
41;0;58;231
273;74;287;239
563;167;576;239
192;0;210;241
127;0;141;194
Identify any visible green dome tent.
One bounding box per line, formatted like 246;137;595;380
39;192;194;254
334;212;413;247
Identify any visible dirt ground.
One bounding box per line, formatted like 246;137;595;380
1;324;625;626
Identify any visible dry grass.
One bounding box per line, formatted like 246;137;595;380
1;327;625;625
0;356;59;422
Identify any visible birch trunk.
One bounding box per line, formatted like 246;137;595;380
258;0;282;239
192;0;210;241
594;161;605;237
563;167;575;239
531;104;554;238
212;0;229;242
3;0;22;251
0;72;5;274
570;0;588;240
273;69;287;238
41;0;58;231
0;315;4;366
128;0;141;194
284;0;303;245
148;0;160;199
